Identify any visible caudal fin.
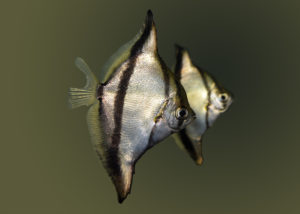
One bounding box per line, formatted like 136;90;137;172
68;57;99;109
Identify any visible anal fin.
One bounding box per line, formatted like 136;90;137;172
174;131;204;166
111;163;133;203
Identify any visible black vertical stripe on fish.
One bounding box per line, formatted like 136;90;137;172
175;78;185;128
178;130;198;161
130;10;154;57
175;80;186;103
110;59;136;178
95;84;105;161
174;44;189;107
108;10;155;180
174;44;184;80
205;90;211;128
97;83;104;100
104;66;120;85
174;45;188;127
158;55;170;97
196;66;211;129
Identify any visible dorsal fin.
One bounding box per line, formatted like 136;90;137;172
174;45;194;79
102;10;157;83
130;10;157;57
139;10;157;54
101;32;142;83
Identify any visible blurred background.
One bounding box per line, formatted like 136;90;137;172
1;0;300;213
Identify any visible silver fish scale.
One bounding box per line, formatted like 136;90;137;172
120;53;167;163
181;68;209;138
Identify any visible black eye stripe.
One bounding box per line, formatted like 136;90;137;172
179;109;187;117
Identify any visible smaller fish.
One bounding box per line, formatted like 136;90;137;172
173;45;233;165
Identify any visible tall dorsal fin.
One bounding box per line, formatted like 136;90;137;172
130;10;157;56
174;45;194;79
102;10;157;83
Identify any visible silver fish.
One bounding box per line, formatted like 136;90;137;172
68;11;195;203
173;45;233;165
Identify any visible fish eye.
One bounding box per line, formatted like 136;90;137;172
176;107;188;120
219;93;228;102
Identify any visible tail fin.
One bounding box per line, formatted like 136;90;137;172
68;57;99;109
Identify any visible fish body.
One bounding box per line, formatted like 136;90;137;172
69;11;194;203
173;45;233;165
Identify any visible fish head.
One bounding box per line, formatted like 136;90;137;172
174;45;233;129
164;84;196;132
205;71;233;113
206;74;233;126
210;88;233;112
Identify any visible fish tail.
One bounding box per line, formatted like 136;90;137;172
69;58;105;168
68;57;99;109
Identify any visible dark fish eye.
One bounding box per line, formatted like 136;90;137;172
219;93;228;102
176;107;188;120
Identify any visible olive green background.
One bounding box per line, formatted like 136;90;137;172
1;0;299;213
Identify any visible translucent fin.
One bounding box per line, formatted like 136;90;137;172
101;10;155;83
102;30;142;83
88;103;133;204
86;102;104;159
68;57;99;109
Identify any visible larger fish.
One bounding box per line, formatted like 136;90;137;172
68;11;195;203
173;45;233;165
